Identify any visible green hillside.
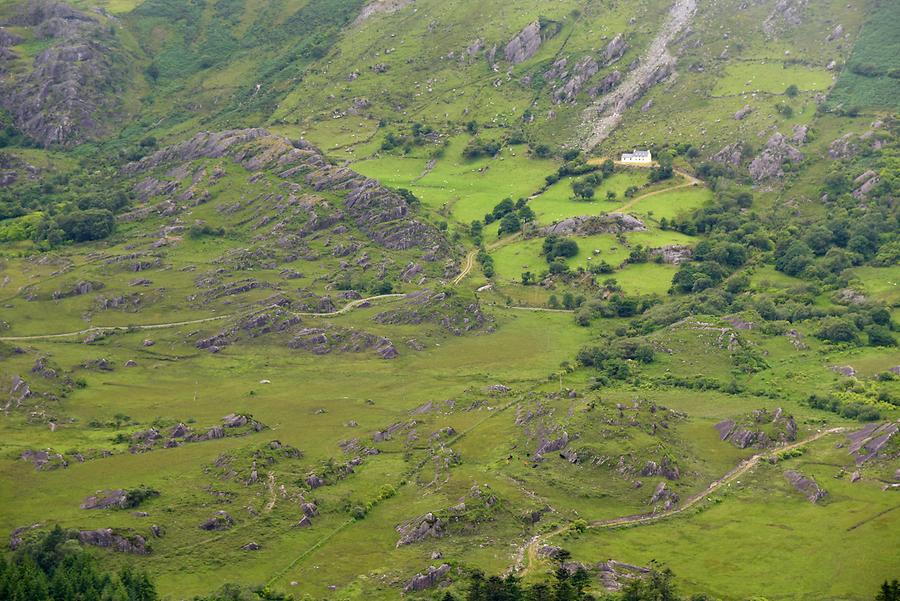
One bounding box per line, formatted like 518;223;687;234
0;1;898;600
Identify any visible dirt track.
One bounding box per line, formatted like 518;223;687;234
509;427;846;576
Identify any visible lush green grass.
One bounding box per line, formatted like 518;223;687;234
529;171;650;224
829;0;900;110
851;265;900;306
555;437;899;601
619;186;714;221
711;62;833;97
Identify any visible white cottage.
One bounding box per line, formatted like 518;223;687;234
620;150;652;164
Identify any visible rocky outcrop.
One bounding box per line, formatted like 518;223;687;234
826;24;844;41
712;142;746;166
504;21;543;64
784;470;826;503
78;529;149;554
601;34;628;65
1;2;131;146
533;431;569;461
353;0;412;25
640;457;680;480
762;0;807;37
288;326;398;359
50;280;104;300
200;511;234;531
541;213;646;237
403;564;451;592
122;129;446;254
828;133;858;159
852;170;880;200
597;559;651;591
553;57;599;103
715;408;797;449
734;105;753;120
80;490;127;510
580;0;696;149
373;290;491;335
650;245;692;264
648;481;678;509
9;523;42;551
846;422;898;465
589;70;623;97
749;133;803;183
396;512;444;546
0;27;23;47
8;375;33;407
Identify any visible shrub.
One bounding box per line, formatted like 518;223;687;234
54;209;115;242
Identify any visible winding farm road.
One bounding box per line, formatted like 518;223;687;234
509;426;847;576
1;167;698;341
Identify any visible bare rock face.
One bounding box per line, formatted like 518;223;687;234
532;431;569;461
403;564;451;592
846;422;898;465
553;56;599;103
9;375;33;407
749;133;803;182
601;33;628;65
1;2;131;146
542;213;646;236
784;470;827;503
504;21;543;64
852;170;880;200
588;70;623;97
78;529;149;554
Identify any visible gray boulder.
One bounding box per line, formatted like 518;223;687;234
749;133;803;182
200;511;234;531
403;564;451;592
601;33;628;65
81;490;127;510
396;512;444;546
784;470;827;503
78;529;149;554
